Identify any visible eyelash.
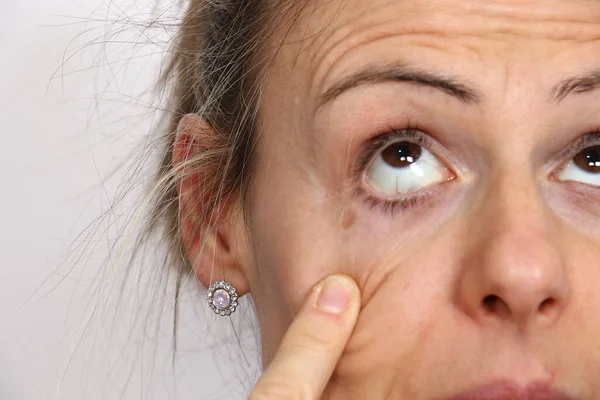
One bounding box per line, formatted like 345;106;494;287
556;129;600;168
353;127;600;216
353;126;445;216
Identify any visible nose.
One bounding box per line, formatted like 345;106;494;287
457;173;570;330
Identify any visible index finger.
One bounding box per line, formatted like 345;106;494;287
250;274;361;400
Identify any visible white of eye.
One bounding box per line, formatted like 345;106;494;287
365;141;449;195
557;149;600;186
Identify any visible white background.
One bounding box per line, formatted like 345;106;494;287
0;1;259;399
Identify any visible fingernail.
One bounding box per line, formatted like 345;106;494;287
316;276;354;315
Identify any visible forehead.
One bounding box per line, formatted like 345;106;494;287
266;0;600;110
299;0;600;60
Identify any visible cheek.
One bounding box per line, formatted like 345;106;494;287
329;236;460;394
246;157;354;361
248;173;459;376
246;139;464;366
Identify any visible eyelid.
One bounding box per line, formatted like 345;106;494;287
572;131;600;154
352;127;447;181
550;130;600;176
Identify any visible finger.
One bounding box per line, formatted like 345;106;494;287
250;274;361;400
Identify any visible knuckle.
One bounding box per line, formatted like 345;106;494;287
250;378;311;400
295;325;337;352
288;338;332;360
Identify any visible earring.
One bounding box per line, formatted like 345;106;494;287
207;280;239;316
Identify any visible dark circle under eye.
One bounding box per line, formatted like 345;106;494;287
574;146;600;173
381;141;422;168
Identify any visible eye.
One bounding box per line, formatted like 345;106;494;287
365;140;452;195
557;145;600;186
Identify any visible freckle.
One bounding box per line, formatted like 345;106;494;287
341;208;357;230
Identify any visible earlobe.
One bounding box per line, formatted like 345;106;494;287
173;113;250;297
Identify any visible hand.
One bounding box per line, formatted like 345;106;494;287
249;274;361;400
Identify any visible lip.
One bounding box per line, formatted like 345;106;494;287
443;380;574;400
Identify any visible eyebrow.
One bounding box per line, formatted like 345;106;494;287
316;63;600;111
316;63;481;111
551;70;600;102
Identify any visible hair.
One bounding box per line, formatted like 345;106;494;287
135;0;311;344
48;0;322;395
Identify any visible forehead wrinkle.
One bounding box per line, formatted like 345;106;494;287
280;0;600;123
303;0;600;75
307;29;472;113
304;15;600;112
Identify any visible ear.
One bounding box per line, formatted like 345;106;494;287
173;114;250;296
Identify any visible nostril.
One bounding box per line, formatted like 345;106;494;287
482;295;499;312
482;294;511;315
538;298;556;314
481;295;557;317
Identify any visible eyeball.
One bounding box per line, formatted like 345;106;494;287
365;141;451;195
557;145;600;186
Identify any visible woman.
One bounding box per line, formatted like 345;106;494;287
148;0;600;398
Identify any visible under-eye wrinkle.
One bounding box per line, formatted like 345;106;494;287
355;185;438;216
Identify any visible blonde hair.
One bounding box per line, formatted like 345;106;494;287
134;0;307;343
50;1;314;394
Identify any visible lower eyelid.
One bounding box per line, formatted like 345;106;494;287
355;179;449;216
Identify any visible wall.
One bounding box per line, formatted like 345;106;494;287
0;2;258;399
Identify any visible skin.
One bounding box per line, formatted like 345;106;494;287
175;0;600;398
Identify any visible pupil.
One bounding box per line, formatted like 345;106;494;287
381;141;422;168
574;146;600;173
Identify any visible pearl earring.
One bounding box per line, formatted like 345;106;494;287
207;280;239;316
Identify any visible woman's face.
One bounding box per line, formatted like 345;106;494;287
243;0;600;397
